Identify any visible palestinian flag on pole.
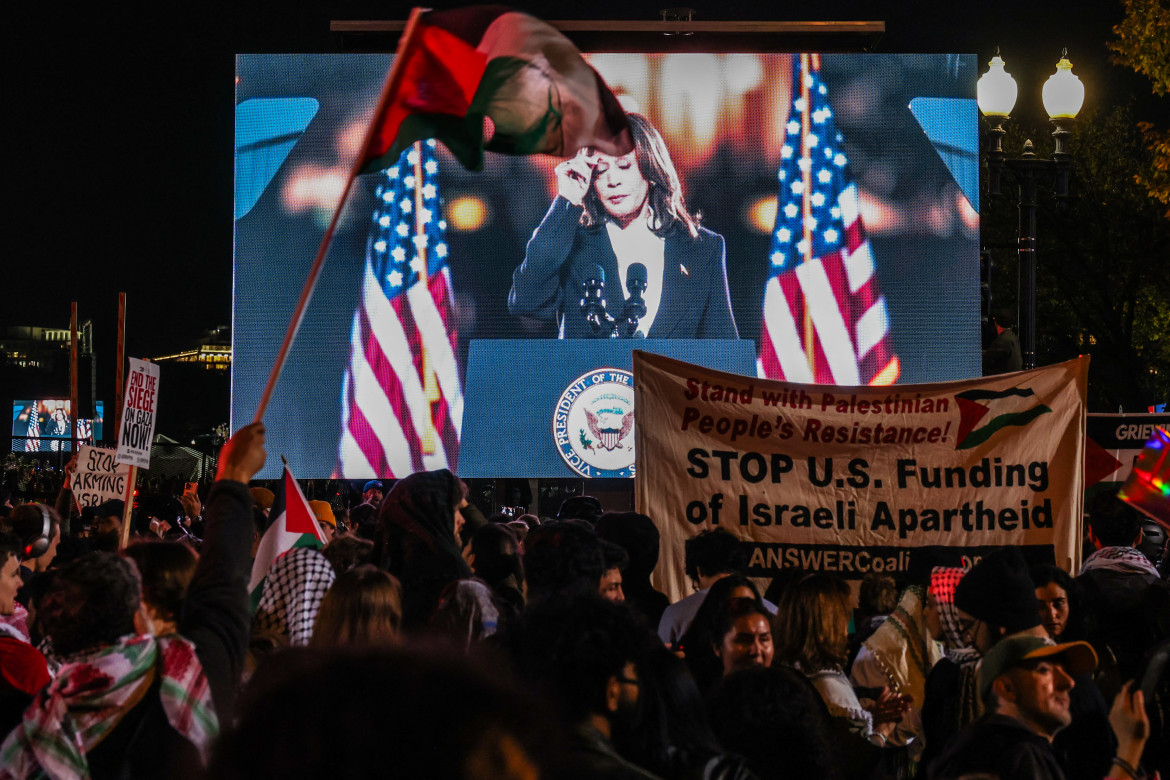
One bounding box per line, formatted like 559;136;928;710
360;5;633;173
248;465;327;609
954;387;1052;450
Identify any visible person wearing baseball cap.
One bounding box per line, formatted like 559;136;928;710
920;548;1052;768
362;481;384;508
929;635;1152;780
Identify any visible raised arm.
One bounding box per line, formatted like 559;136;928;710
179;422;266;722
509;152;599;320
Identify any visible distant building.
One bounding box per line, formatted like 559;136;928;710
1;326;72;370
153;326;231;372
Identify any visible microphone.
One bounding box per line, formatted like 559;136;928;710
580;264;617;336
623;263;647;338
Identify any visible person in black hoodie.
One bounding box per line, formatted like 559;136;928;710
597;512;670;629
375;469;472;630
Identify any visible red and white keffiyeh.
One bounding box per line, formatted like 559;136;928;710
0;633;217;780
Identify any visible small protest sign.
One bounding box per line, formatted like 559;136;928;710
116;358;160;468
72;445;131;509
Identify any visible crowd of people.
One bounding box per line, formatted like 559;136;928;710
0;422;1166;779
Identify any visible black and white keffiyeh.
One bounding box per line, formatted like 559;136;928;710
253;547;336;647
1080;545;1160;578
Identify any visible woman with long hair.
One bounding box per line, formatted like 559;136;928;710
1029;564;1114;780
678;575;767;695
311;565;402;649
509;113;738;339
1029;564;1085;642
122;540;198;637
774;573;907;747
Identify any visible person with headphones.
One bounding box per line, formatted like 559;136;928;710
0;531;51;735
1;503;61;609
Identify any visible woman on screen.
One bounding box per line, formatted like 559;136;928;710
508;113;738;340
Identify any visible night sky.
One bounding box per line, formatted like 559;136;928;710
4;0;1156;420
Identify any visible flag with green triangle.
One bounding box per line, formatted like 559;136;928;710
248;465;327;609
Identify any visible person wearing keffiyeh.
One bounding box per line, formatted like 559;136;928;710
851;585;946;762
919;565;981;769
0;632;216;780
1078;491;1166;698
0;422;266;780
252;547;336;648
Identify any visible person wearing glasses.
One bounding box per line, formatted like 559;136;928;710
920;549;1050;768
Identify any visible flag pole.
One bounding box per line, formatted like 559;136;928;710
118;465;137;550
114;293;127;447
69;303;79;455
252;7;429;423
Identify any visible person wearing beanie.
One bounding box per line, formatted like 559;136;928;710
309;501;336;542
920;549;1049;768
928;635;1152;780
953;547;1047;654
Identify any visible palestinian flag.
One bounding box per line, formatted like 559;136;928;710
248;466;327;609
360;6;633;173
954;387;1051;450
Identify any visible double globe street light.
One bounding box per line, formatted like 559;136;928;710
977;48;1085;370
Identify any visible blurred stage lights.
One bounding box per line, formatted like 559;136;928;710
446;195;488;231
745;195;778;234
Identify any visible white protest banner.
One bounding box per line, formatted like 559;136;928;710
116;358;160;468
633;351;1088;604
72;445;132;509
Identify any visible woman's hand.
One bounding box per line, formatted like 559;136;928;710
554;150;598;207
868;686;912;725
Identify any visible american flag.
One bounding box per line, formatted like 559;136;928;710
337;140;463;478
757;54;899;386
24;407;40;452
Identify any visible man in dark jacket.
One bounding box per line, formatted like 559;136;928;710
1078;492;1165;692
919;547;1050;767
505;595;662;780
0;423;264;778
929;635;1151;780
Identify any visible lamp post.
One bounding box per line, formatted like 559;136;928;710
978;48;1084;370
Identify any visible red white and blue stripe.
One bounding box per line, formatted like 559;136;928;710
758;54;899;387
338;140;463;478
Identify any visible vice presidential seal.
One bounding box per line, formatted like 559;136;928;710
553;369;636;478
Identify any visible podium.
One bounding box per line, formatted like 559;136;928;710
458;339;755;478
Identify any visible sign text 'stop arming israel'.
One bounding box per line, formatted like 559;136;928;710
633;352;1088;603
115;358;160;468
72;445;131;509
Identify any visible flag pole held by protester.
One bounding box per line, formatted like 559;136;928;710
251;5;633;424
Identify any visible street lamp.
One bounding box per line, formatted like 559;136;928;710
978;48;1084;370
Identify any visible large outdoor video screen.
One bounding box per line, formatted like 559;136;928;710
12;400;105;452
234;52;980;479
